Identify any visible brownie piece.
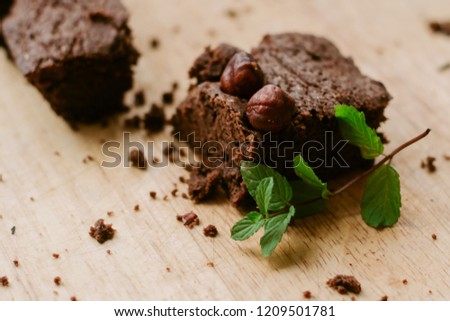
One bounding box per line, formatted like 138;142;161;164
2;0;139;123
172;33;391;206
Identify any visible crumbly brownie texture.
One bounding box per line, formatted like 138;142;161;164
327;274;362;294
429;21;450;36
89;219;115;244
2;0;139;123
0;0;13;46
173;33;391;206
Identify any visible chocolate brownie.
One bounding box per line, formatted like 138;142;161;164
172;33;391;206
2;0;139;123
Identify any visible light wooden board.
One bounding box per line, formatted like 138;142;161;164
0;0;449;300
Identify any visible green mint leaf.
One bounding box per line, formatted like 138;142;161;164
255;177;274;216
231;211;265;241
293;155;330;197
334;104;384;159
361;164;401;228
290;181;327;218
260;206;296;257
241;161;292;211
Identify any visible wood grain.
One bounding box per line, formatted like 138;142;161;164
0;0;449;300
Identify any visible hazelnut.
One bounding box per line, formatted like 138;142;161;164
246;84;296;132
220;52;264;99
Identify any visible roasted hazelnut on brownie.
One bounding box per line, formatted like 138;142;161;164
246;84;296;132
220;52;264;99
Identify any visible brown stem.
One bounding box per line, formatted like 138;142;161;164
330;128;431;195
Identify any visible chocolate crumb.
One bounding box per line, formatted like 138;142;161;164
402;279;408;285
87;155;94;161
166;267;171;272
303;291;312;299
54;151;61;156
432;233;437;240
1;276;9;287
177;211;199;228
439;62;450;72
225;9;237;18
421;156;436;173
163;195;169;201
150;38;160;49
351;296;356;301
107;211;113;217
134;90;146;107
203;224;218;237
53;290;59;295
162;92;174;104
54;276;62;286
11;226;15;235
0;174;3;182
380;295;388;301
134;204;140;212
124;115;142;129
150;191;157;199
171;188;178;197
181;193;189;200
327;275;361;294
70;296;77;301
428;290;433;294
52;253;60;259
179;176;186;183
443;154;450;161
429;21;450;36
144;104;165;133
172;82;179;91
13;260;19;267
106;249;112;255
89;219;115;244
129;149;147;170
206;262;215;267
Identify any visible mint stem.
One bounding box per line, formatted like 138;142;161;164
330;128;431;195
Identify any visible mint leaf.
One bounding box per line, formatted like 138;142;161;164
260;206;296;257
241;161;292;211
334;104;384;159
293;155;330;198
231;211;265;241
255;177;274;216
361;164;401;228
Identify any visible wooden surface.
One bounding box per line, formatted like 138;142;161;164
1;0;449;301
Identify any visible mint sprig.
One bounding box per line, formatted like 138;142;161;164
335;104;384;159
231;105;430;257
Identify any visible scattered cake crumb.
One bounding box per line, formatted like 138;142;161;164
129;149;148;170
87;155;94;161
225;9;238;18
172;82;179;91
107;211;113;217
163;195;169;201
351;296;356;301
303;291;312;299
326;275;361;294
203;224;218;237
54;151;61;156
13;260;19;267
207;262;215;267
1;276;9;287
429;21;450;36
428;290;433;294
134;90;146;107
171;188;178;197
30;197;35;202
421;156;436;173
402;279;408;285
54;276;62;286
150;38;160;49
162;92;174;104
53;290;59;295
380;295;388;301
181;193;189;200
70;296;77;301
166;267;171;272
89;219;116;244
432;233;437;240
150;191;157;199
11;226;16;235
143;104;165;133
179;176;186;183
106;249;112;255
134;204;140;212
176;211;200;228
0;174;3;182
52;253;60;259
124;115;141;129
443;154;450;161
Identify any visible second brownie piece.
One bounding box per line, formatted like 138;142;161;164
2;0;139;123
172;33;392;206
